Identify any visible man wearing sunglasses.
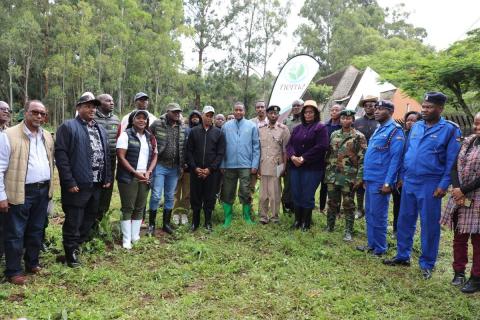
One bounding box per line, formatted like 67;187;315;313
0;100;54;285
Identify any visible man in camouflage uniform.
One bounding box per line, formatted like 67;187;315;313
281;99;303;214
258;105;290;224
325;110;367;241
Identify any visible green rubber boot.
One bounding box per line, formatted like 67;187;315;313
242;204;254;224
223;203;233;228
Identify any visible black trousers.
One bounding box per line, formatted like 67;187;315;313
391;187;402;232
62;184;101;251
190;171;219;212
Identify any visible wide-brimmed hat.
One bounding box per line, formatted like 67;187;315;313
359;95;378;107
303;100;318;109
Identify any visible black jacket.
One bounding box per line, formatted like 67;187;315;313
353;115;378;143
55;117;112;189
186;125;226;171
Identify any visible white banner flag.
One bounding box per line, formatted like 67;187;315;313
268;54;320;120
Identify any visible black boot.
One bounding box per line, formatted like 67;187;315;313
65;247;81;268
204;209;213;231
291;207;302;229
190;209;201;232
451;271;466;286
162;209;174;235
461;275;480;294
302;208;312;232
148;210;157;236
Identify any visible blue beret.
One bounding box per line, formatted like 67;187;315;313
424;92;447;106
340;109;356;117
267;105;281;112
375;100;394;110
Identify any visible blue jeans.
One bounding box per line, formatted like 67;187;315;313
290;168;323;209
4;184;49;277
149;164;180;210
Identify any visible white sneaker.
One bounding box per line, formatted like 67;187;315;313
131;220;142;243
181;214;188;225
120;220;132;249
173;214;180;225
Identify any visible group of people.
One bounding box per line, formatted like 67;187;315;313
0;91;479;296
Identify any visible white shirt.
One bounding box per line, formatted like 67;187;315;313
119;110;158;132
0;126;51;201
117;131;151;172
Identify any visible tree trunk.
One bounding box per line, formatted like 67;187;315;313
195;46;204;110
243;4;257;112
448;82;473;118
24;47;33;104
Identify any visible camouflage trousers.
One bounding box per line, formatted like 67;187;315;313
327;183;355;233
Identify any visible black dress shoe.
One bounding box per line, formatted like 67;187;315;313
461;275;480;294
356;245;373;252
421;268;433;280
190;224;199;232
451;272;466;286
382;257;411;266
205;224;212;232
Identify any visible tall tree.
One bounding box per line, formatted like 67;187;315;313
184;0;244;108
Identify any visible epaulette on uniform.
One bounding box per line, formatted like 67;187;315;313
445;120;460;129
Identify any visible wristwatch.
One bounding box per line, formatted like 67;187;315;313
383;183;390;188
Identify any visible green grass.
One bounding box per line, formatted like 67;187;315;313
1;181;479;319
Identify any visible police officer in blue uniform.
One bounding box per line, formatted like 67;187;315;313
356;100;405;256
383;92;461;280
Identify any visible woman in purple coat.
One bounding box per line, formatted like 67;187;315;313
286;100;329;231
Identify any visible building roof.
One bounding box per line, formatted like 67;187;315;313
315;65;420;120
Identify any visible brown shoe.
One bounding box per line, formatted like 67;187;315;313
8;275;28;285
27;266;42;274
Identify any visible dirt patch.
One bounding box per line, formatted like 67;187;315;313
184;281;204;293
8;293;25;302
141;294;154;304
159;291;176;300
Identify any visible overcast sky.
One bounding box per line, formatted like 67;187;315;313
181;0;480;74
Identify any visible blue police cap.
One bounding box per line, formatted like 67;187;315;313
375;100;394;111
424;92;447;106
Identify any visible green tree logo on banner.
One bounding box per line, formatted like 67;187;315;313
287;62;306;83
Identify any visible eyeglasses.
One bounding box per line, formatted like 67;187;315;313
30;110;47;117
0;107;12;114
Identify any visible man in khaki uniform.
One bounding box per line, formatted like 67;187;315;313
258;105;290;224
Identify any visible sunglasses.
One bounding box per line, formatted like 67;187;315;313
30;110;47;117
